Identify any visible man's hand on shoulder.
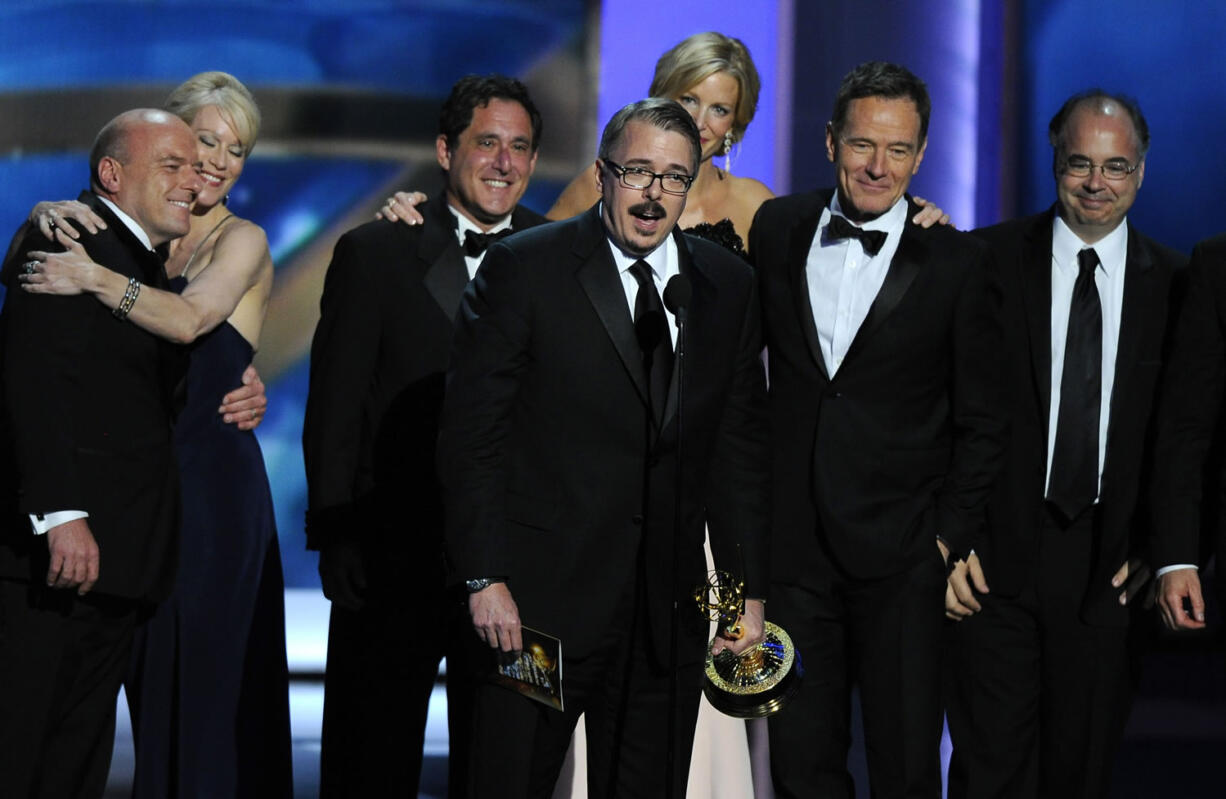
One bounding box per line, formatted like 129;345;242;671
911;196;953;229
1156;567;1206;630
469;582;522;652
46;517;99;595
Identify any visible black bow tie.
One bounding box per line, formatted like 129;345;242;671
463;228;513;258
826;214;887;256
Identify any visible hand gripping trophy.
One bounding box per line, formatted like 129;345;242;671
694;569;803;717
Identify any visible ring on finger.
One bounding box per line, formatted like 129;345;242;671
22;260;37;275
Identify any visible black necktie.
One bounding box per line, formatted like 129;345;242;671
826;214;888;256
628;259;673;426
1047;247;1102;521
463;228;512;258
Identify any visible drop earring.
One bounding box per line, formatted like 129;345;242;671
723;132;734;174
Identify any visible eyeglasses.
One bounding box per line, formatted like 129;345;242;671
602;159;694;195
1062;156;1140;181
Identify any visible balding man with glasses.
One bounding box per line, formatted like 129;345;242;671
944;89;1187;799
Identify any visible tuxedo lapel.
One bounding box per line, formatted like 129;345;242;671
1104;224;1156;456
1021;213;1055;430
81;192;167;287
572;208;651;408
786;194;829;380
419;198;470;320
843;227;923;366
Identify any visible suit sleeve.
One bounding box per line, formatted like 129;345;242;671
1150;242;1223;568
437;241;532;581
2;229;98;514
302;230;386;550
705;271;771;597
936;242;1008;555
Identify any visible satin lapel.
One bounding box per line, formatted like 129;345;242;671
419;199;469;320
573;208;650;406
1021;214;1054;430
841;213;923;364
1105;224;1156;455
80;191;167;286
787;205;829;380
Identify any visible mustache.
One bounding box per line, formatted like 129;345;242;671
629;201;667;218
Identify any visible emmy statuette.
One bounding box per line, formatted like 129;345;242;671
693;570;803;718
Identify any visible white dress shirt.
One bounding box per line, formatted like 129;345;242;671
604;211;680;348
1045;216;1127;502
805;194;908;375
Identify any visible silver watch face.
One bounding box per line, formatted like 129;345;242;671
466;578;491;592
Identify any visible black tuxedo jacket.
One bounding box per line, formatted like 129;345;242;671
751;189;1006;584
302;196;545;596
0;192;182;601
974;209;1186;625
1150;233;1226;578
438;206;770;661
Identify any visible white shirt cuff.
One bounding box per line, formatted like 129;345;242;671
1155;564;1197;578
29;510;89;535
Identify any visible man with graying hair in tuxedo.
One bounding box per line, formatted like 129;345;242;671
0;108;202;798
439;97;770;798
945;89;1187;799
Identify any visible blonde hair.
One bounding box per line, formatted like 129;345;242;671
648;32;761;144
164;71;261;155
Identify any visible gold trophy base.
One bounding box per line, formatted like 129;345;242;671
702;621;803;718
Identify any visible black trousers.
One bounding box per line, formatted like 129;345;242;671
463;581;704;799
945;508;1136;799
0;578;140;799
768;547;947;799
319;585;472;799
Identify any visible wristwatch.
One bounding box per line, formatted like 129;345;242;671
465;577;504;593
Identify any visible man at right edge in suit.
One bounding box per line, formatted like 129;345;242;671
752;61;1006;797
1149;231;1226;631
303;74;545;797
944;90;1186;798
0;108;202;798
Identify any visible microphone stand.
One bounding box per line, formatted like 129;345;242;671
663;276;690;799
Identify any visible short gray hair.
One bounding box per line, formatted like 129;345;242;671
598;98;701;175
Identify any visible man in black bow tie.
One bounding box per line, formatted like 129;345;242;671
302;73;546;798
945;89;1186;799
750;61;1007;798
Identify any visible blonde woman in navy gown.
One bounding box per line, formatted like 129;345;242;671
20;71;291;798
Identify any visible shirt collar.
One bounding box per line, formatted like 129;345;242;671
449;204;513;247
601;204;677;283
1052;214;1128;277
97;196;154;251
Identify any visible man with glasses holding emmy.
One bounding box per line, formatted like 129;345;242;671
944;90;1186;799
438;97;769;799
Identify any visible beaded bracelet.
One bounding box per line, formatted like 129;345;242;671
113;277;141;320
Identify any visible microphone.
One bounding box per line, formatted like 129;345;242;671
663;275;692;326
